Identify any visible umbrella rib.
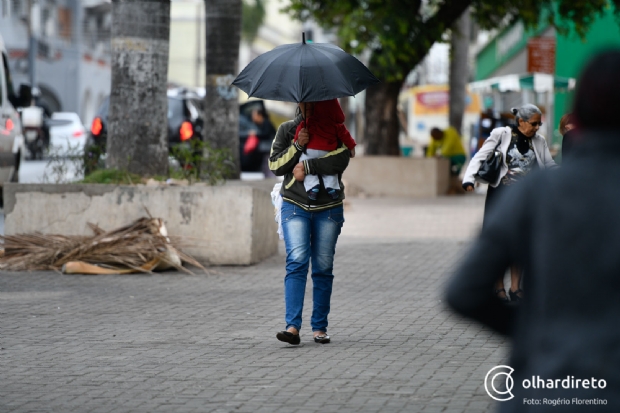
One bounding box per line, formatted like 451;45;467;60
303;46;328;102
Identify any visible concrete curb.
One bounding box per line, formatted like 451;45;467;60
3;181;279;265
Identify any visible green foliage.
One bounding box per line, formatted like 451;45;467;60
472;0;620;38
242;0;267;43
284;0;620;81
78;139;234;186
169;139;235;185
44;142;93;184
80;169;144;185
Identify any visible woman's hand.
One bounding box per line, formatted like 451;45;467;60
293;162;306;181
350;148;356;158
297;128;310;147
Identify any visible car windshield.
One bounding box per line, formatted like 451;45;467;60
97;97;110;117
168;98;184;120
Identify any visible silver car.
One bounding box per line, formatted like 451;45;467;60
0;34;28;206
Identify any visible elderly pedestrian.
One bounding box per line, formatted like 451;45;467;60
462;103;558;302
269;104;351;345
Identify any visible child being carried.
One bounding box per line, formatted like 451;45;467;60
294;99;356;201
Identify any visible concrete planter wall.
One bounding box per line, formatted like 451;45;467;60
343;157;451;197
3;182;279;266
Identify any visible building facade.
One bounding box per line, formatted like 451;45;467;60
473;7;620;149
0;0;111;126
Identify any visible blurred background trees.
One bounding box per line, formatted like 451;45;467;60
285;0;620;155
204;0;242;179
107;0;171;176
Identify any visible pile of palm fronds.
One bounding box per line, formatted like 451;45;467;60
0;217;205;274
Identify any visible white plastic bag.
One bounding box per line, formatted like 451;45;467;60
270;182;284;240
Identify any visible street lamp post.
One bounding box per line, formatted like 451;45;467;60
26;0;36;90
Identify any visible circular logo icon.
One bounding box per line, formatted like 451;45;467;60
485;365;515;401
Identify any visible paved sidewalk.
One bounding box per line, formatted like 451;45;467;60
0;194;508;413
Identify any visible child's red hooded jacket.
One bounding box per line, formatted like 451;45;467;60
294;99;356;151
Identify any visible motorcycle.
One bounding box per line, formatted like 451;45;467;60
20;105;49;159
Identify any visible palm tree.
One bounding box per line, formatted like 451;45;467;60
203;0;242;179
107;0;171;176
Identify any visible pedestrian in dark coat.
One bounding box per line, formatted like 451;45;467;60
446;48;620;412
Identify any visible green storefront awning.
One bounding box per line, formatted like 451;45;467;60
469;73;576;93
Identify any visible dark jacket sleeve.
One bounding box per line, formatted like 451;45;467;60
302;144;351;176
268;120;304;176
445;174;536;335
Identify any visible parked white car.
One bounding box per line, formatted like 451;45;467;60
48;112;87;156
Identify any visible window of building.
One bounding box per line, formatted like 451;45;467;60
58;7;72;40
10;0;20;16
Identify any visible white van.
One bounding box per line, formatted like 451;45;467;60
0;33;28;206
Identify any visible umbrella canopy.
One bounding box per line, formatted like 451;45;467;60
232;35;380;102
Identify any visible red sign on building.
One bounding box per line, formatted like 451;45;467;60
527;37;556;74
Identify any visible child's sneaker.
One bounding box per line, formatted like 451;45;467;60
307;185;320;201
326;188;340;200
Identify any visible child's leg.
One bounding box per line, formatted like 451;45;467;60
299;152;320;193
300;150;329;201
303;174;320;193
322;174;340;191
322;174;341;200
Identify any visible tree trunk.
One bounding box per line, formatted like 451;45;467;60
107;0;170;176
204;0;242;179
448;8;470;135
364;81;403;156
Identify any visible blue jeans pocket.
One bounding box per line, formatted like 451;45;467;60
328;209;344;225
281;204;297;223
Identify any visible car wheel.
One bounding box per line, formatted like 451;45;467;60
10;152;20;183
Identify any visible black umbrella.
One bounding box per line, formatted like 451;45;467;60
232;33;379;103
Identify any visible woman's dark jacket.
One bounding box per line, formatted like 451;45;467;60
269;114;350;211
446;131;620;412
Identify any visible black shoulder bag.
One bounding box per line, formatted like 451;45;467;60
474;139;503;184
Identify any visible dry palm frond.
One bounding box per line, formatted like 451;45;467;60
0;217;206;274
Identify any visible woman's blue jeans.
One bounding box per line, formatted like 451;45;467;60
281;201;344;333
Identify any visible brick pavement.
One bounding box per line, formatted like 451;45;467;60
0;194;509;413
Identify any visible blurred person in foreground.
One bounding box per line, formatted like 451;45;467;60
462;104;557;303
559;112;577;161
426;126;467;194
446;49;620;412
